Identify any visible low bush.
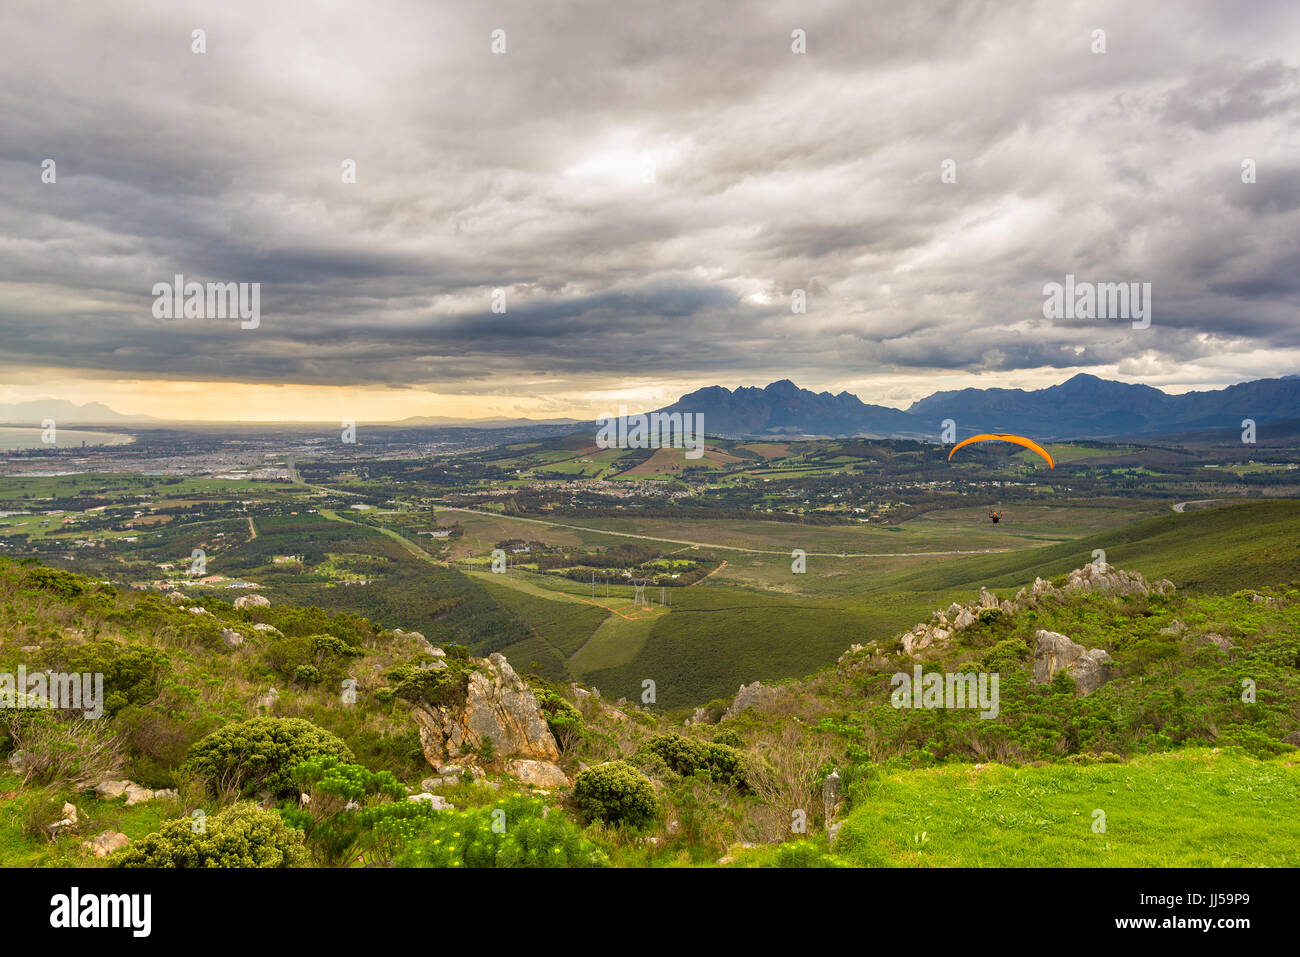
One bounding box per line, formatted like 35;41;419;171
183;717;354;798
394;795;607;868
637;733;749;787
572;761;659;828
112;802;310;868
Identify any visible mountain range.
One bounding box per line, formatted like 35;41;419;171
651;374;1300;441
7;374;1300;441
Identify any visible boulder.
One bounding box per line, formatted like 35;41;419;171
506;758;571;789
94;780;131;800
220;627;244;649
234;594;270;610
1159;620;1187;636
166;591;188;604
256;687;279;711
83;831;130;858
411;652;560;770
407;792;454;810
1194;633;1234;653
1282;731;1300;746
251;623;281;635
1033;630;1114;695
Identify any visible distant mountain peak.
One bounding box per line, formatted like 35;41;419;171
654;374;1300;441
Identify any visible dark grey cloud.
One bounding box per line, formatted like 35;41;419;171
2;0;1300;408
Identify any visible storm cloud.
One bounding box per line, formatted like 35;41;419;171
2;0;1299;414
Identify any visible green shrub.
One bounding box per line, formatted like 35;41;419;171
281;757;413;865
183;717;354;797
532;686;585;752
637;732;749;787
982;637;1030;672
712;728;744;749
572;761;659;827
394;795;607;868
112;802;310;868
386;663;471;709
265;634;362;685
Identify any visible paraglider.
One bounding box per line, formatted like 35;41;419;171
947;433;1054;469
988;510;1001;524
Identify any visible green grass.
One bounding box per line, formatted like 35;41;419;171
0;772;193;867
883;500;1300;595
801;750;1300;867
474;574;609;658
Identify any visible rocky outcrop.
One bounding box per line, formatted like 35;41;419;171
724;681;778;719
902;624;950;656
234;594;270;609
166;590;188;604
220;627;244;649
1060;562;1153;597
1033;630;1114;695
870;564;1169;661
411;653;560;772
93;780;179;805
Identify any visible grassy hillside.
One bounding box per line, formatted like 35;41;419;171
740;750;1300;867
883;500;1300;595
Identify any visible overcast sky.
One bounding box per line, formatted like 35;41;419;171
3;0;1299;421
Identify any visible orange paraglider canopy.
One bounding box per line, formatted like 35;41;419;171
947;433;1054;469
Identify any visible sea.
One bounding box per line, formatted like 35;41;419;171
0;428;135;451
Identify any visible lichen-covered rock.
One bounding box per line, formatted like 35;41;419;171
234;594;270;610
407;792;454;810
1061;562;1151;597
902;625;951;657
411;652;560;771
1033;630;1114;695
506;758;571;789
83;831;130;857
724;681;778;719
